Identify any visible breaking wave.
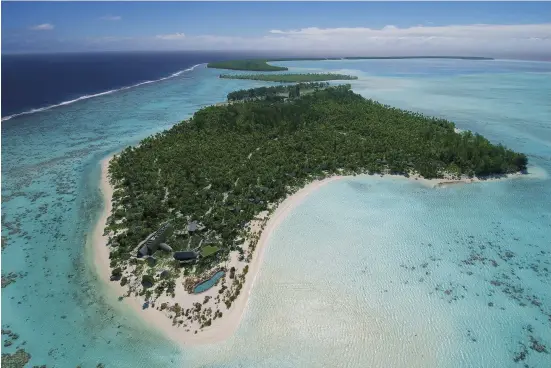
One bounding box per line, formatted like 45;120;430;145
2;63;203;122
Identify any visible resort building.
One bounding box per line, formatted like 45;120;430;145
173;251;198;262
136;222;173;258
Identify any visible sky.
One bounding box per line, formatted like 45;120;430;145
2;1;551;58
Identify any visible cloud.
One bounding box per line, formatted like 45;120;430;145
231;23;551;57
30;23;54;31
156;32;186;40
267;24;551;40
100;15;122;21
25;23;550;59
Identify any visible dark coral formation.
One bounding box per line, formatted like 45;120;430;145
1;349;31;368
1;272;27;289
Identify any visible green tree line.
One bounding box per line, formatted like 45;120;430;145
207;60;288;71
219;73;358;83
106;85;527;273
227;82;330;101
207;57;493;72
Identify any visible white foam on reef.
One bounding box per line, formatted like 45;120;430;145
526;163;549;180
1;64;204;122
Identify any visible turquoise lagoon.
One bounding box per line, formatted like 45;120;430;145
2;59;550;367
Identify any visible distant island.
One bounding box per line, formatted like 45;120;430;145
227;82;329;101
219;73;358;83
207;59;287;71
207;56;494;71
96;80;526;345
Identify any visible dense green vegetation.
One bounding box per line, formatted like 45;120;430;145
227;82;329;101
106;85;526;274
207;56;494;71
219;73;358;83
207;60;288;71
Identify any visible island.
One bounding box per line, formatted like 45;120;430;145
227;82;330;101
95;83;526;345
219;73;358;83
207;59;288;71
207;56;494;71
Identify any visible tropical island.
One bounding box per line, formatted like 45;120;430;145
207;56;494;71
95;80;527;345
207;59;288;71
227;82;330;101
219;73;358;82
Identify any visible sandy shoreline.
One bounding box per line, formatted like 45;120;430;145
91;156;194;342
92;155;347;345
91;155;531;346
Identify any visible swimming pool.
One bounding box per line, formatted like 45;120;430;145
192;270;225;294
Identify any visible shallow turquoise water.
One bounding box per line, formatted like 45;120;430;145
1;65;271;366
2;59;550;367
193;271;225;294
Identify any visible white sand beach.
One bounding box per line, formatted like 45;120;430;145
91;155;531;346
92;155;349;345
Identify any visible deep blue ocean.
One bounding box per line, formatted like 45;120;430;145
2;55;550;367
1;51;265;118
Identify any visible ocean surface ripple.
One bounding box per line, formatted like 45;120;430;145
2;58;550;367
1;64;203;122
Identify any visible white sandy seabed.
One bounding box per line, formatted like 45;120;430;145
90;154;535;347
